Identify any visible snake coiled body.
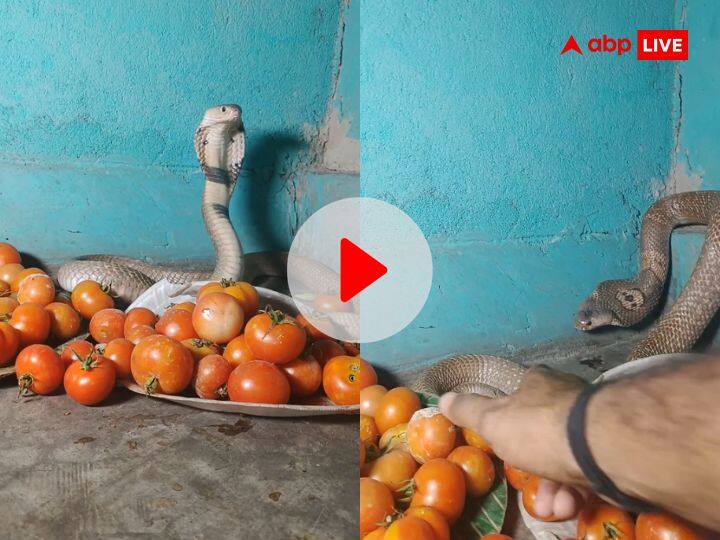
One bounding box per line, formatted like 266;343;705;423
58;105;246;303
417;191;720;396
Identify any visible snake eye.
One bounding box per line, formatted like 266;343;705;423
221;106;227;112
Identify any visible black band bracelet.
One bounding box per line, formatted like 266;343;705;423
566;382;656;514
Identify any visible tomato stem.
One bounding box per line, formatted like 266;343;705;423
144;376;159;395
216;384;228;400
17;374;33;399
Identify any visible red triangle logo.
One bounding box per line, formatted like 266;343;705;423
340;238;388;302
561;35;583;56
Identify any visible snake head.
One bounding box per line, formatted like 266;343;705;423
575;279;647;330
575;296;615;331
200;104;243;129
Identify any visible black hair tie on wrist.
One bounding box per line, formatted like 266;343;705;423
567;382;656;514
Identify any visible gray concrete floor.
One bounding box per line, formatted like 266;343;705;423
0;380;357;540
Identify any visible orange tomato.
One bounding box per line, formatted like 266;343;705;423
407;408;457;463
636;512;704;540
0;243;21;266
522;476;560;522
194;354;233;400
375;387;421;434
45;302;81;342
480;535;513;540
17;273;55;306
226;360;291;404
16;344;64;396
0;263;24;286
310;338;345;367
360;384;388;417
244;310;306;364
156;308;198;341
181;338;221;362
130;334;194;395
11;268;44;293
102;338;135;379
60;339;95;367
379;423;410;453
360;414;381;446
169;301;195;314
360;478;395;537
322;355;377;406
462;427;494;454
126;324;157;345
406;506;451;540
410;458;466;524
0;321;20;366
223;334;256;367
89;308;126;343
0;279;10;297
296;314;330;341
10;302;51;346
504;463;532;491
0;297;18;317
71;280;114;319
447;445;496;497
64;353;116;406
363;528;385;540
577;500;635;540
367;450;418;497
124;307;158;335
385;516;435;540
281;354;322;398
192;292;244;344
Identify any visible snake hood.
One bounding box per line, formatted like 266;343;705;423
194;104;245;194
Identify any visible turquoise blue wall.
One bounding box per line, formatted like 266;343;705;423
361;1;677;370
0;0;358;265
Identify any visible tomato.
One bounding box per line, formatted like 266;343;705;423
0;321;20;366
224;281;259;317
410;458;466;524
89;308;126;343
310;338;345;367
156;308;198;341
102;338;135;379
0;243;21;266
227;360;291;404
181;338;221;362
0;279;10;297
0;263;24;286
385;516;435;540
194;354;233;400
223;334;256;367
16;344;64;396
126;324;157;345
244;309;306;364
360;438;367;467
577;500;635;540
17;273;55;306
360;478;395;537
342;341;361;356
361;384;388;417
406;506;451;540
296;314;330;341
522;476;560;522
71;280;114;319
0;297;18;317
368;450;418;497
481;535;513;540
11;267;44;293
10;302;51;346
60;339;94;367
504;463;532;491
407;408;457;463
64;352;116;405
636;512;704;540
192;292;244;344
363;527;385;540
447;445;495;497
45;302;81;342
281;354;322;398
360;414;381;446
462;427;494;455
130;334;194;395
170;302;196;313
375;387;421;434
322;355;377;406
379;423;410;453
124;307;158;335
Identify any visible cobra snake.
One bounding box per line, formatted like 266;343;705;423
58;104;249;303
416;191;720;397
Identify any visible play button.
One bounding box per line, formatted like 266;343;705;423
287;197;432;344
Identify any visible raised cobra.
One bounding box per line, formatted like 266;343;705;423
416;191;720;396
58;104;246;303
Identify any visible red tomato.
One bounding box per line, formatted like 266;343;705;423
10;302;51;346
0;243;21;266
636;512;705;540
407;408;457;463
0;321;20;366
447;445;496;497
385;516;435;540
360;477;395;537
462;427;494;455
281;354;322;398
360;384;388;417
71;280;114;319
406;506;451;540
244;309;306;364
126;324;157;345
17;273;55;306
227;360;291;404
194;354;233;400
342;341;360;356
124;307;158;335
192;292;244;344
156;308;198;341
223;334;256;367
169;302;195;314
130;334;194;395
102;338;135;379
367;449;418;497
577;499;635;540
16;344;64;396
504;463;532;491
89;308;126;343
60;340;95;367
410;458;466;524
197;280;259;318
0;297;18;317
310;338;346;367
0;263;24;288
45;302;81;342
64;353;116;405
322;355;377;406
11;267;43;293
374;387;421;434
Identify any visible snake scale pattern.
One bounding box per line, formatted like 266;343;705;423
416;191;720;397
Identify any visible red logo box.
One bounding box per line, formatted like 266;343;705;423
637;30;688;60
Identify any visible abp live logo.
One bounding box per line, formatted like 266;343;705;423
561;30;688;60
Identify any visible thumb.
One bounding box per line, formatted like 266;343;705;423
439;392;496;434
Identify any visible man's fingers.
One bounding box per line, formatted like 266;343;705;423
439;392;496;433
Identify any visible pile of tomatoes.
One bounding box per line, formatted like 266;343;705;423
359;381;708;540
0;241;368;408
